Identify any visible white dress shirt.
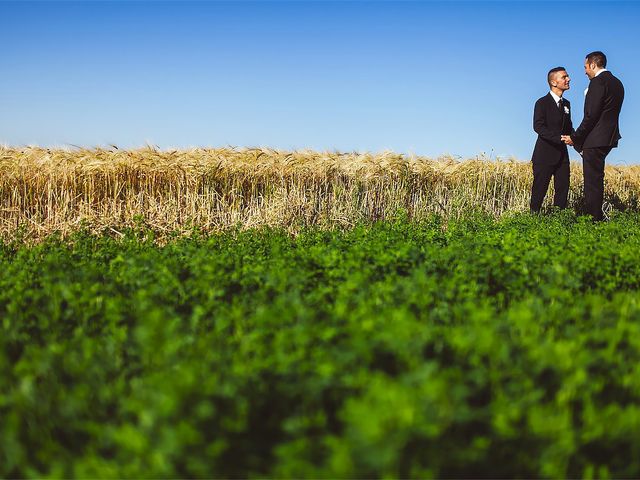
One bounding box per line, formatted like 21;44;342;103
550;90;563;107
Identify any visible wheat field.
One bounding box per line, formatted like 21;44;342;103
1;146;639;241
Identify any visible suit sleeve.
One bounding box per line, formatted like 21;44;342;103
571;80;605;150
533;99;562;145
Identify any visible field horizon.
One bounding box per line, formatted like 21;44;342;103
2;146;640;242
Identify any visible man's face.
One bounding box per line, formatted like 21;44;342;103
584;60;597;79
553;70;571;91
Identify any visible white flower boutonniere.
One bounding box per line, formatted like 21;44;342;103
564;105;570;114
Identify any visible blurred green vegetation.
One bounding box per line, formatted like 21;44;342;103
2;211;640;478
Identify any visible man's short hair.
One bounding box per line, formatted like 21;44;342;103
547;66;566;86
586;51;607;68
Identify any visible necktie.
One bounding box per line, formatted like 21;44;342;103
558;98;563;112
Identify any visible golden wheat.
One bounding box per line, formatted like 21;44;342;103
1;146;639;241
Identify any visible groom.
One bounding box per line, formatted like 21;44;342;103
530;67;573;212
563;51;625;221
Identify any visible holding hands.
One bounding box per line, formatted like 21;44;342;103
561;135;574;146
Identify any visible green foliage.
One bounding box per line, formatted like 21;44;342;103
2;211;640;478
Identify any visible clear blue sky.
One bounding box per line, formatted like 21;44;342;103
1;0;638;164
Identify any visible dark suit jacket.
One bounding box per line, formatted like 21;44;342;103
571;71;624;151
532;93;573;165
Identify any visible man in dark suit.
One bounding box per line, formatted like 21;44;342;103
564;51;624;221
530;67;573;212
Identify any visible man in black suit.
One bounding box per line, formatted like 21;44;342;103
564;51;624;221
530;67;573;212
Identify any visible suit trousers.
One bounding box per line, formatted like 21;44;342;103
530;159;570;212
582;146;612;221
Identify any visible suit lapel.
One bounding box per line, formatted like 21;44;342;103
547;93;568;134
548;92;564;121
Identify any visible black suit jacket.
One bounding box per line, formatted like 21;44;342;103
571;71;624;151
532;93;573;165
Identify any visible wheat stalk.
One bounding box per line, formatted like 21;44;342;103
1;146;639;242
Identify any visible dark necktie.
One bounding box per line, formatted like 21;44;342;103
558;98;563;113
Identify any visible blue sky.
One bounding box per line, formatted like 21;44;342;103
1;0;638;164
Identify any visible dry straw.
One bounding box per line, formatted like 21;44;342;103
1;146;639;241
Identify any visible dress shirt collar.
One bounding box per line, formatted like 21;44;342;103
594;68;608;78
549;90;563;105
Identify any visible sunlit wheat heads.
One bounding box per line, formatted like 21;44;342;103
1;146;639;241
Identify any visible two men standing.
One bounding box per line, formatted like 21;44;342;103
531;51;625;220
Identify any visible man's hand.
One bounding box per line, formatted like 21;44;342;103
561;135;574;146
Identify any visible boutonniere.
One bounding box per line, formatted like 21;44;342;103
564;105;570;114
